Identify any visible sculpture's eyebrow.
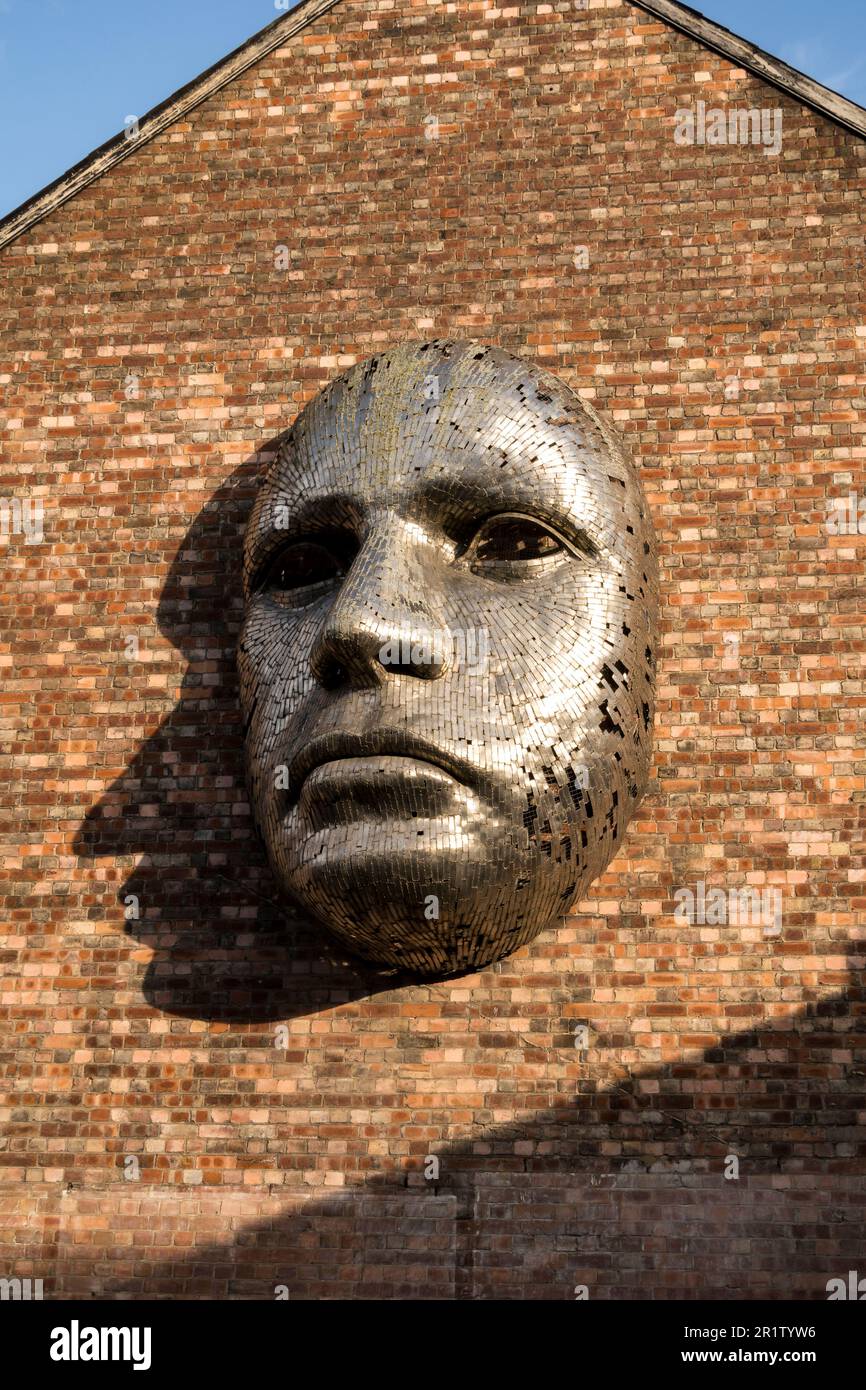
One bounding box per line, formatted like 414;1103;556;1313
415;467;596;552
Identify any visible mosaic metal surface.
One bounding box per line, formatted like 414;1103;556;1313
239;341;658;975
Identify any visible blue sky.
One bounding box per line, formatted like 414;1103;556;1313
1;0;864;219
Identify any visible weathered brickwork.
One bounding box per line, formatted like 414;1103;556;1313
0;0;864;1298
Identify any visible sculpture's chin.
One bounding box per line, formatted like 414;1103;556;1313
287;887;558;976
270;843;585;975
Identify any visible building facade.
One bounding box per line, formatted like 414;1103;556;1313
1;0;864;1298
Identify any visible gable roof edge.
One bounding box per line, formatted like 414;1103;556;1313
631;0;866;142
0;0;342;254
1;0;865;254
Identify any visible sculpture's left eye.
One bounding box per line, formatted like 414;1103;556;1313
258;541;346;606
473;516;563;563
464;513;579;579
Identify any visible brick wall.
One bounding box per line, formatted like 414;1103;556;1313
1;0;864;1299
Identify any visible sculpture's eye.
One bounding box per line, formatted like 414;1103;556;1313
259;541;346;606
465;513;578;579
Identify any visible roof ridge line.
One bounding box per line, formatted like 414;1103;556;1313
0;0;342;253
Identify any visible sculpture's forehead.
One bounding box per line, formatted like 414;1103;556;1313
265;348;632;531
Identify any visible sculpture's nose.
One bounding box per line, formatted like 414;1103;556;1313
309;513;451;688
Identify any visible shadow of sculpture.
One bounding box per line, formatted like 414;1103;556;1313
73;446;433;1022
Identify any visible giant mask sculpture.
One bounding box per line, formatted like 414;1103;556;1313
239;341;658;975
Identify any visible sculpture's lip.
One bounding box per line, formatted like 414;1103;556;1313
286;730;476;805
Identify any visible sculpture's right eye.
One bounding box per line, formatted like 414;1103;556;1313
258;541;346;607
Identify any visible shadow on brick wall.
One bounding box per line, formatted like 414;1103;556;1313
73;449;433;1022
38;941;866;1299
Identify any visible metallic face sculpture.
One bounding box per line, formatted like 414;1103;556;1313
239;341;657;976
